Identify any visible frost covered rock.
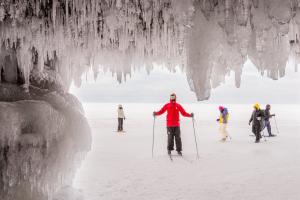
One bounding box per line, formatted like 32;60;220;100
30;69;65;93
0;88;91;200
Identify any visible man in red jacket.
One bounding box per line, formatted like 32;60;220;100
153;93;194;156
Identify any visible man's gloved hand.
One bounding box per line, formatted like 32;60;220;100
153;112;156;117
190;113;194;118
248;122;251;126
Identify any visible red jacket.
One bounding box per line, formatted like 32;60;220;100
155;101;191;127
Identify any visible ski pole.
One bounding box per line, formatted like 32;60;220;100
273;116;279;135
192;117;200;159
225;125;232;140
260;119;267;142
152;116;156;158
227;134;232;140
261;130;267;142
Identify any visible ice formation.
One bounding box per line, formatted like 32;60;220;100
0;0;299;100
188;0;299;100
0;83;91;200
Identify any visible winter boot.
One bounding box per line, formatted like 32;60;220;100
168;150;171;155
269;134;276;137
177;151;182;156
255;139;260;143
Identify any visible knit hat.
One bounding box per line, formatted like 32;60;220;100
254;103;260;110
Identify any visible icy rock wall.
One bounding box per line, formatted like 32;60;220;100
0;87;91;200
0;0;299;100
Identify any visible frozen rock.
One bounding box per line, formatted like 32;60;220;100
0;86;91;200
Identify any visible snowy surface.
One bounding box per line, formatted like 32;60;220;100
74;103;300;200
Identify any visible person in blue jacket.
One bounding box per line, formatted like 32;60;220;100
216;106;229;142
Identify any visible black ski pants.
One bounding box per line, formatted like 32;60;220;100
252;124;261;141
118;118;123;131
167;127;182;152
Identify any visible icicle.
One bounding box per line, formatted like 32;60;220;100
0;5;5;21
53;0;57;29
66;0;69;27
116;0;122;9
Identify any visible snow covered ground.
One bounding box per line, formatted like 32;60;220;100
73;103;300;200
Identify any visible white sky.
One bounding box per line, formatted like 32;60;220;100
70;58;300;104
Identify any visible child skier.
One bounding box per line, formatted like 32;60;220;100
153;93;194;156
216;106;229;142
117;104;126;132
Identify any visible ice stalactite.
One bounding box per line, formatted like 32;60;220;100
0;0;190;93
235;0;251;26
192;0;299;95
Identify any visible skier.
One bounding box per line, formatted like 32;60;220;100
249;103;265;143
153;93;194;156
117;104;126;132
216;106;229;142
264;104;276;137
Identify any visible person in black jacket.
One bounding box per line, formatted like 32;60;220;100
249;103;265;143
264;104;276;137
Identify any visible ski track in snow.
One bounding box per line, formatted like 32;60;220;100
74;103;300;200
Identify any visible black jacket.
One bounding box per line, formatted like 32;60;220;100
249;109;265;132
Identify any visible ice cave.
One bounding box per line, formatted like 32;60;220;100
0;0;299;199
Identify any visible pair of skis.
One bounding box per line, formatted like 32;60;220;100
168;154;173;161
168;154;193;163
